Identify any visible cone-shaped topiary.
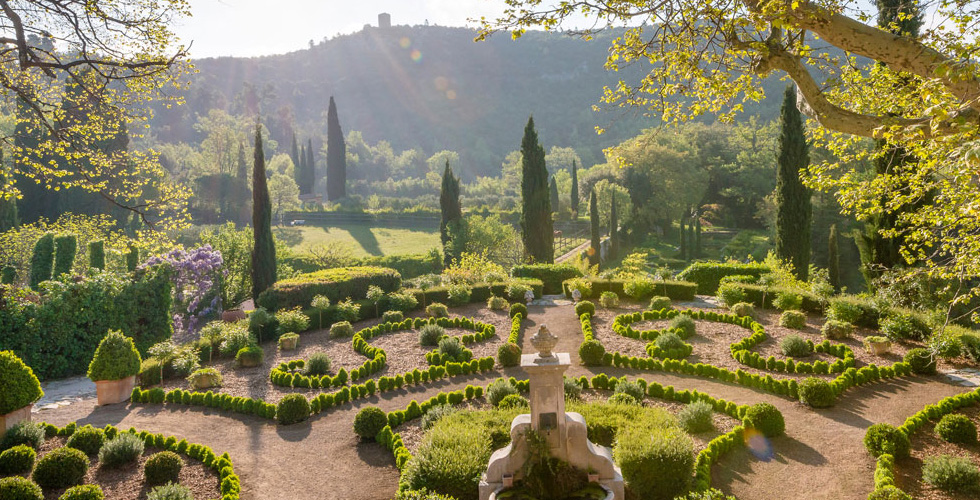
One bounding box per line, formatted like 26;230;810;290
0;350;43;414
87;331;142;381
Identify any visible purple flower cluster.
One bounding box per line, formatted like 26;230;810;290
143;245;224;335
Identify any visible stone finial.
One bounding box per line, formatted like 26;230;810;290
530;325;558;358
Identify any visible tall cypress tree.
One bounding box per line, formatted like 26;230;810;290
775;84;812;281
519;116;553;263
829;224;841;293
290;133;300;173
251;124;277;299
306;138;316;195
610;195;618;260
326;96;347;201
439;161;463;266
549;176;559;213
571;160;580;218
589;189;600;268
298;143;307;194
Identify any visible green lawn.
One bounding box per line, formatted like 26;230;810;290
273;223;441;257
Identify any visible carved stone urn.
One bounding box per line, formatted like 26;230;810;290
530;325;559;358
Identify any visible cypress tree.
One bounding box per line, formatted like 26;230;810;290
126;245;139;272
29;232;54;289
88;240;105;271
298;143;307;194
589;189;600;268
549;176;559;213
290;133;300;173
236;142;248;183
829;224;841;293
0;149;17;231
519;116;553;263
307;138;316;194
571;160;580;218
610;194;618;260
326;96;347;201
775;84;812;281
53;234;77;278
439;161;463;266
251;124;277;299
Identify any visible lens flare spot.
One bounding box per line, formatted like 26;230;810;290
743;428;774;462
434;76;449;91
411;49;422;62
446;90;457;100
399;37;411;49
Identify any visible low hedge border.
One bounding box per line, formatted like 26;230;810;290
676;262;771;295
35;422;241;500
511;264;583;295
506;313;523;344
562;278;697;301
646;340;694;360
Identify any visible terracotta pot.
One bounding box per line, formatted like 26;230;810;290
1;404;33;434
95;375;136;405
866;341;891;356
222;309;247;323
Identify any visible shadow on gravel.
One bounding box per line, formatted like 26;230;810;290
276;420;312;441
772;435;827;466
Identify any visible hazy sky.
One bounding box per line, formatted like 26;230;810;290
176;0;510;58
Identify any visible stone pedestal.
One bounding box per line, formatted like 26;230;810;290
0;404;32;435
95;375;136;406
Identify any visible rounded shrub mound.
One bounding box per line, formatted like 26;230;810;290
866;485;913;500
729;302;755;319
563;377;582;400
403;411;494;500
87;330;142;381
186;367;222;390
98;432;145;468
354;407;388;439
648;296;672;311
304;352;332;376
922;454;980;493
655;332;686;351
65;425;106;455
717;283;745;307
0;350;44;415
497;343;522;367
144;451;183;486
276;393;312;425
498;394;529;409
0;422;45;451
382;310;404;323
742;402;785;437
419;324;446;347
780;335;811;358
773;292;803;311
488;378;519;407
59;484;105;500
608;393;640;406
510;302;529;318
329;320;354;338
935;414;978;444
863;423;910;458
614;380;645;401
821;320;853;340
0;476;43;500
614;424;694;500
437;337;466;362
487;296;509;311
426;302;449;318
235;345;264;367
904;348;937;375
0;445;36;475
677;401;715;434
146;482;194;500
798;377;836;408
573;301;594;317
578;340;606;366
779;310;807;330
421;405;456;431
599;291;619;308
32;447;88;489
669;314;696;338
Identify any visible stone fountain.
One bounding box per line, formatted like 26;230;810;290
478;325;624;500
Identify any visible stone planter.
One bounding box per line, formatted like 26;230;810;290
488;484;613;500
238;357;262;368
1;404;33;434
279;336;299;351
866;340;891;356
95;375;136;406
222;308;247;323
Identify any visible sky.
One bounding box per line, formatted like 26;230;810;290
175;0;510;58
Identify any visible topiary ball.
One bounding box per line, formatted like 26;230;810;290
0;476;43;500
935;414;978;444
144;451;182;486
669;314;696;338
863;423;911;458
798;377;836;408
86;330;142;381
648;296;672;311
235;345;264;367
382;310;404;323
276;393;311;425
0;350;44;415
0;445;36;475
729;303;755;319
497;343;522;367
418;324;446;347
821;320;853;340
578;340;606;366
573;301;594;317
779;310;807;330
353;407;388;439
742;402;785;437
58;484;105;500
65;425;106;455
32;447;88;489
904;348;937;375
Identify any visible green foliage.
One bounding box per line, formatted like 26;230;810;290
275;307;310;334
86;330;142;381
575;301;595;317
487;296;509;310
614;423;694;500
87;241;105;271
922;455;980;493
881;311;929;341
326;96;347;201
677;400;715;433
648;296;672;311
1;266;15;284
717;283;745;307
0;445;36;475
509;303;528;318
498;394;529;409
821;320;853;340
578;340;606;366
488;378;519;407
354;407;388;439
935;414;977;444
32;447;88;489
608;393;640;406
599;291;619;308
29;233;55;289
256;266;401;311
520;116;554;264
780;335;811;358
186;367;223;390
403;410;499;500
426;302;449;318
144;451;183;486
904;348;936;375
383;310;405;323
0;476;43;500
0;422;45;451
437;337;466;363
251;125;278;299
798;377;835;408
497;343;522;367
126;246;139;272
614;379;645;401
65;425;105;455
774;85;812;281
669;314;696;339
440;162;464;266
146;482;194;500
779;310;807;329
217;322;254;356
330;320;355;338
773;291;803;311
676;261;770;294
53;234;77;278
511;264;583;294
866;486;912;500
421;405;458;431
97;432;145;468
655;332;686;352
729;302;755;319
304;352;332;376
742;403;785;437
59;484;105;500
276;393;311;425
277;332;299;351
563;377;582;399
419;324;446;346
827;297;876;327
235;345;264;367
0;351;43;414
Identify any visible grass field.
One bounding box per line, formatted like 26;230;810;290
273;223;441;257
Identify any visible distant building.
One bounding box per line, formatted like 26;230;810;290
379;12;391;28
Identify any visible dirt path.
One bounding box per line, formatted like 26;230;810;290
35;303;973;500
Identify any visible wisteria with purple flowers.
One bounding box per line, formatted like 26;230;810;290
142;245;224;336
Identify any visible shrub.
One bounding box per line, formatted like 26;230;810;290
678;401;715;433
615;379;645;401
421;405;457;430
219;322;254;356
97;432;144;468
511;264;583;294
139;358;163;387
827;298;865;324
922;455;980;493
564;377;582;399
574;301;595;317
669;314;696;339
497;343;522;367
935;414;978;444
256;266;401;311
930;329;963;359
65;425;106;455
509;303;528;318
186;367;222;390
0;351;44;415
655;332;686;351
821;320;853;340
498;394;529;409
354;407;388;439
798;377;835;408
426;302;449;318
729;302;755;319
86;330;142;381
382;310;405;323
677;261;770;294
403;411;494;500
625;279;656;300
614;423;695;500
447;285;472;306
565;277;594;298
146;482;194;500
779;310;807;330
866;486;912;500
780;335;811;358
329;321;354;338
304;352;332;376
277;332;300;351
742;403;785;437
648;296;672;311
904;348;937;375
235;345;264;367
276;393;312;425
488;378;519;407
59;485;104;500
579;340;606;366
387;291;418;313
335;298;362;323
437;337;466;362
419;324;446;346
717;283;745;307
248;307;277;341
773;292;803;311
505;282;532;302
0;445;36;474
881;312;929;341
0;476;43;500
144;451;183;486
608;393;640;405
599;291;619;308
32;447;88;489
275;307;310;334
1;422;45;451
487;296;509;310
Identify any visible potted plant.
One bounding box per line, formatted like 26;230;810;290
864;336;891;356
87;330;142;405
0;350;44;433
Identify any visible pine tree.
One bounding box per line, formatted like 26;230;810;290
251;124;277;299
439;161;463;266
571;160;580;218
236;142;248;183
519;116;553;263
829;224;841;293
326;96;347;201
589;189;600;268
610;194;618;260
0;149;17;231
549;176;559;213
775;84;812;281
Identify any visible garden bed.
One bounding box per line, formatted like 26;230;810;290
896;406;980;500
